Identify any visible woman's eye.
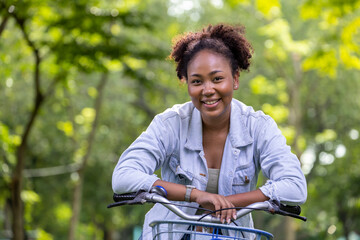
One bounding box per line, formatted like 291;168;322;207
214;77;223;82
191;79;201;84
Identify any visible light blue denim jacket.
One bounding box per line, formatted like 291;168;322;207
112;99;307;240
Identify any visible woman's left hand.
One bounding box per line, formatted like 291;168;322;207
191;189;236;224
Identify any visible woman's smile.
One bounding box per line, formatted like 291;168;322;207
202;98;221;106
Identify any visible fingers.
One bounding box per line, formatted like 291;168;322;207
194;192;237;224
216;196;236;224
207;194;236;224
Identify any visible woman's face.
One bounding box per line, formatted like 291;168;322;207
187;50;239;124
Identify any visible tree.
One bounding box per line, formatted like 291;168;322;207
0;0;174;238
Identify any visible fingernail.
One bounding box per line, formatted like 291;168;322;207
227;219;231;224
233;214;236;219
222;219;225;224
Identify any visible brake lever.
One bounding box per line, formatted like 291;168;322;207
275;208;307;221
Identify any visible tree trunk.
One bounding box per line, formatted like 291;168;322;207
11;50;43;240
284;53;304;240
103;228;114;240
284;218;296;240
0;14;9;37
272;52;304;240
68;73;108;240
3;8;44;239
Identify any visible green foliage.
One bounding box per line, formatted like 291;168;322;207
1;0;360;239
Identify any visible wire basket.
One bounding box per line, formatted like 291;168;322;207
150;220;273;240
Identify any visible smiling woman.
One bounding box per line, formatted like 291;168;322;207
112;23;307;240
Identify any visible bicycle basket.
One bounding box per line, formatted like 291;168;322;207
150;220;273;240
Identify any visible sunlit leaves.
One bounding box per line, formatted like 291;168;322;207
262;103;289;123
340;17;360;69
56;121;74;137
299;0;360;77
302;49;338;77
259;18;310;60
21;190;40;204
80;108;96;124
123;56;147;70
167;22;181;37
224;0;250;8
0;122;21;151
339;46;360;69
255;0;281;19
0;122;20;172
300;0;360;20
54;203;72;224
250;75;276;95
36;229;53;240
249;75;289;104
300;2;321;20
102;58;123;72
22;190;41;227
315;129;337;144
110;23;122;36
87;87;98;98
279;126;295;145
0;125;17;183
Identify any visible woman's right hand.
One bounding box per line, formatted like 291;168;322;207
191;189;236;224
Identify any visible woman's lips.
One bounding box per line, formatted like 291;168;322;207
202;99;221;107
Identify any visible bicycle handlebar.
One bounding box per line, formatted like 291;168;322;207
108;188;307;222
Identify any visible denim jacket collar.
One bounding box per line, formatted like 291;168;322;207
184;107;203;151
184;100;253;151
228;101;253;147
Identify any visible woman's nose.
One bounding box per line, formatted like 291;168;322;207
202;82;215;96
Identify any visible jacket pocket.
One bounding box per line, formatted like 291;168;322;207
169;155;193;185
232;163;255;193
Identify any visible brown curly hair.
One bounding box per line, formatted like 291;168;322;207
170;24;253;80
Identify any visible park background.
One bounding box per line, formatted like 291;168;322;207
1;0;360;239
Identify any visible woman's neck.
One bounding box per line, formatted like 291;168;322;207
201;112;230;133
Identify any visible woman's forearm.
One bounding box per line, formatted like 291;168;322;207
153;180;190;201
226;189;269;207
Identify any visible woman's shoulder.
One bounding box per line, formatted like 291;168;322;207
231;99;270;121
157;101;195;121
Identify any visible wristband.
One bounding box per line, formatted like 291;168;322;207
185;185;196;202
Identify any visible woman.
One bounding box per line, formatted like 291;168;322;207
112;24;307;239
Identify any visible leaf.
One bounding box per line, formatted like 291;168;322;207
21;190;40;204
56;121;74;137
302;49;338;77
249;75;276;95
315;129;337;144
81;108;96;123
255;0;281;19
262;103;289;123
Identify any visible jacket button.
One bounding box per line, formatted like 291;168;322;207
244;176;250;184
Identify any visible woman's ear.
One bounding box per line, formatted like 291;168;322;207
233;71;239;90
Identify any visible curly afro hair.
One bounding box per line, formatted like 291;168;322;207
169;23;253;80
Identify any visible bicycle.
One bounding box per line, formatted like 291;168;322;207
108;186;307;240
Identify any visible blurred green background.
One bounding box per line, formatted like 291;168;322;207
1;0;360;239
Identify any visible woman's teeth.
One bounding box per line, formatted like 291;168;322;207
204;100;218;104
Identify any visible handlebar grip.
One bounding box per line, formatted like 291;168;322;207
113;192;137;202
279;204;301;215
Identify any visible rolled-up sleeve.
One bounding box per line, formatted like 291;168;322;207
257;117;307;205
112;115;174;194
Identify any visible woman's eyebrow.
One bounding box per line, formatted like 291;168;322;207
190;70;223;77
